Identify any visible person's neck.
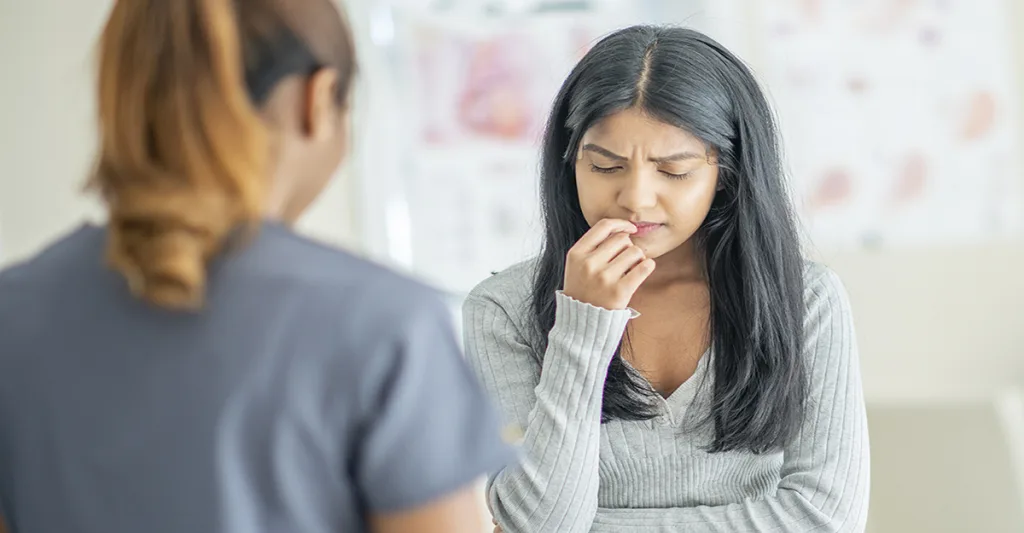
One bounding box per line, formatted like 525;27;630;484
260;207;298;226
262;184;302;225
262;156;306;225
638;241;705;292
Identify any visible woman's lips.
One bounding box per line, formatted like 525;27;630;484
632;222;664;236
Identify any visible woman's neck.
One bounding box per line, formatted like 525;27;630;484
641;239;704;290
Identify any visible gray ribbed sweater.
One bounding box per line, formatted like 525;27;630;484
463;260;870;532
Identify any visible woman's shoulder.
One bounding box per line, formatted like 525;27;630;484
801;259;854;323
802;260;842;289
802;260;848;293
463;258;540;333
466;258;538;306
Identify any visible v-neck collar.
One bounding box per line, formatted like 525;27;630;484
621;348;712;424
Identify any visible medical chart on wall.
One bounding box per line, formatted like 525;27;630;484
749;0;1023;248
354;0;1024;296
398;14;590;294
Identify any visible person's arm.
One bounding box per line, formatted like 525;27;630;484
369;484;485;533
351;288;515;532
589;269;870;532
464;219;653;533
463;289;633;533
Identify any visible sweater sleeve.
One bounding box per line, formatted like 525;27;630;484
589;269;871;532
463;287;633;533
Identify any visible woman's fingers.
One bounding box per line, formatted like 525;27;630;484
570;219;636;255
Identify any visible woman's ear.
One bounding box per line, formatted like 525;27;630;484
303;68;342;141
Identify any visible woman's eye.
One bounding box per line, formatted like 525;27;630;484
590;164;620;174
662;171;691;180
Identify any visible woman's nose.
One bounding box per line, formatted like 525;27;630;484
616;169;658;213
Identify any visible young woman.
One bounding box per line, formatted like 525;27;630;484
0;1;513;532
464;25;869;532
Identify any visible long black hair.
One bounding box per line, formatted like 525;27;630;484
530;25;807;454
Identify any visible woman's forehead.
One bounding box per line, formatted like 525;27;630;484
581;109;706;156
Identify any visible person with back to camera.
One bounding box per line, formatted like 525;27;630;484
464;25;870;533
0;1;516;532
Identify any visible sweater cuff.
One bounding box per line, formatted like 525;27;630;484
550;291;635;365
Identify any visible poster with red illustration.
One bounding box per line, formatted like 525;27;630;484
750;0;1022;247
391;13;619;293
405;15;601;147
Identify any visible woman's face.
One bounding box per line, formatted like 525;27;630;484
574;107;720;261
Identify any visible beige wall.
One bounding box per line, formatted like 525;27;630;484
0;0;106;262
812;5;1024;406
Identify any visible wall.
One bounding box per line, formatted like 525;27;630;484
0;0;106;263
814;1;1024;528
810;0;1024;405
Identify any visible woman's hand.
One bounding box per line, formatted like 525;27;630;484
562;218;656;310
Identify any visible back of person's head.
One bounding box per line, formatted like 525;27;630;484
534;25;807;454
88;0;357;310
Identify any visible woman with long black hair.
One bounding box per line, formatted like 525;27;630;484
464;25;869;533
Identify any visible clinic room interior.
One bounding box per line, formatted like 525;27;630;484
1;0;1022;532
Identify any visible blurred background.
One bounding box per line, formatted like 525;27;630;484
1;0;1022;531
